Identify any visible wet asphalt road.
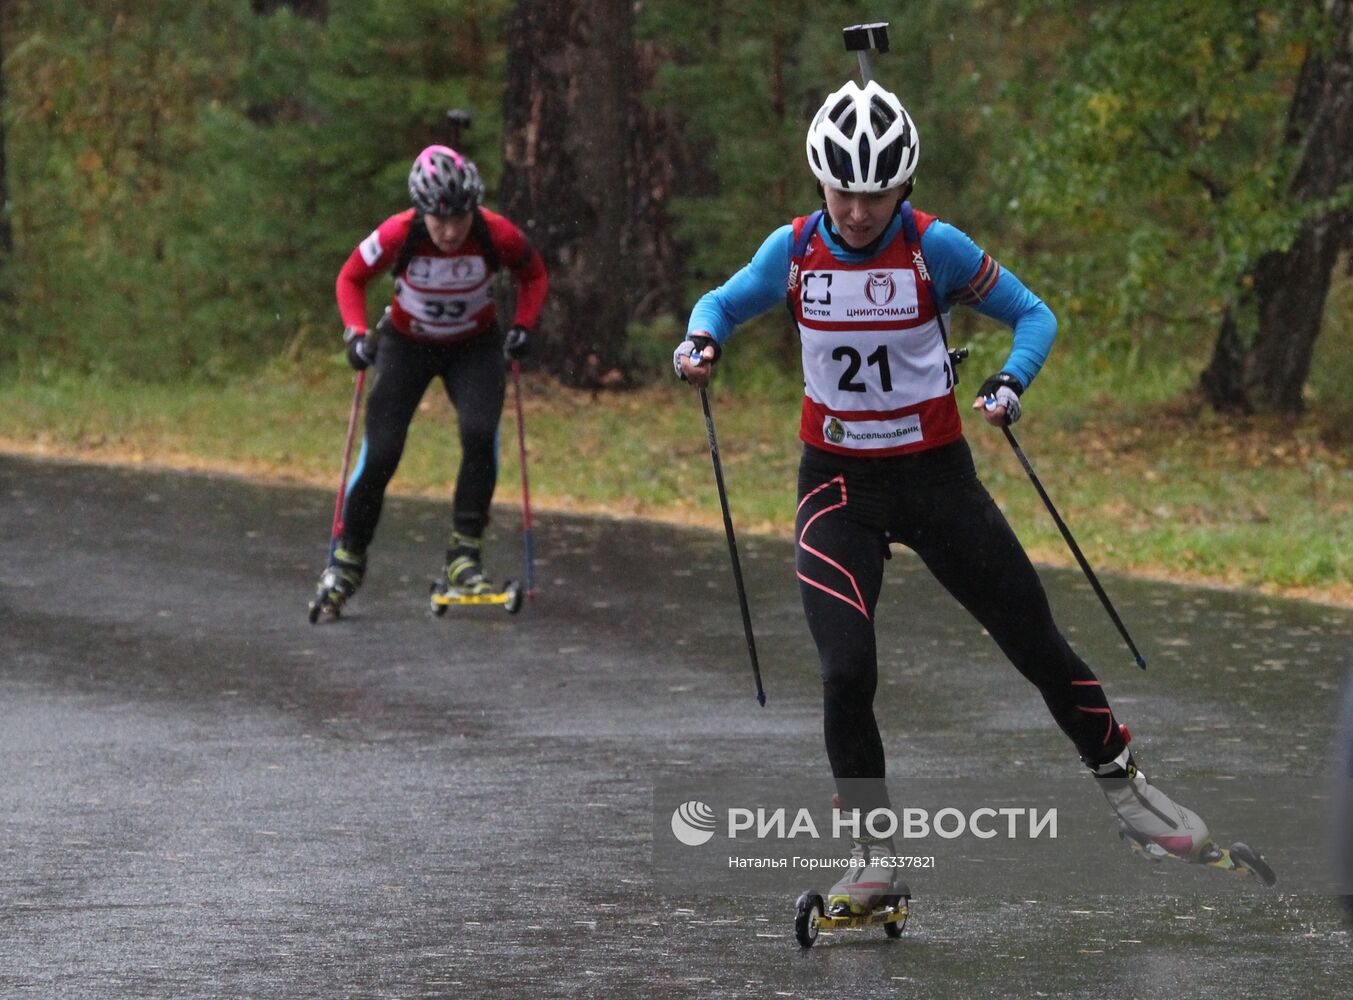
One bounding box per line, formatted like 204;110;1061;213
3;453;1352;999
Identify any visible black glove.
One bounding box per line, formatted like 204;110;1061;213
344;327;377;371
672;333;722;380
975;371;1024;424
503;325;530;360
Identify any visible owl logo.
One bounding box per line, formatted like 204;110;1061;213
824;417;846;444
864;271;897;306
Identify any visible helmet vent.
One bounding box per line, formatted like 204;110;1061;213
830;95;854;126
869;95;897;133
824;139;855;184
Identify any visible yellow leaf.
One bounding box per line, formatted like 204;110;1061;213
77;148;104;176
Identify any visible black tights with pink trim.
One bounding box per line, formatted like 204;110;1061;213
795;440;1126;813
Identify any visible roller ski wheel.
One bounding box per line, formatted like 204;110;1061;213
1220;842;1278;886
793;889;910;948
308;550;364;625
429;578;524;616
794;892;824;948
308;588;344;624
1119;827;1277;886
880;893;909;939
308;573;350;624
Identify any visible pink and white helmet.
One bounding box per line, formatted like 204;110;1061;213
806;80;919;192
408;145;483;217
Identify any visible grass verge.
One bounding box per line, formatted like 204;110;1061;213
2;354;1350;608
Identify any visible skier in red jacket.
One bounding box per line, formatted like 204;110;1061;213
313;145;547;616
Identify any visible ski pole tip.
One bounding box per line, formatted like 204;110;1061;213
756;690;766;706
1136;654;1147;670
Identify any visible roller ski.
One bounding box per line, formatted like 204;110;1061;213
429;533;523;616
308;547;366;624
430;578;523;615
1094;745;1277;886
793;835;912;948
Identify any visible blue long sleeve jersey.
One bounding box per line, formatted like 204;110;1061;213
687;211;1056;391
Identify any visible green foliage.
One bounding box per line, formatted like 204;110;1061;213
3;0;243;376
0;0;1343;404
1009;1;1316;359
638;0;1021;293
2;0;508;380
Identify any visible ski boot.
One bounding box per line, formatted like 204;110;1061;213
827;835;905;915
429;533;523;616
444;533;495;596
308;546;366;623
794;835;910;948
1093;742;1276;885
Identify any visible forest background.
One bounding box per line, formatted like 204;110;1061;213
1;0;1351;605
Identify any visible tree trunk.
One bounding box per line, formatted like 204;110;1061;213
1199;300;1251;408
500;0;639;386
1201;0;1353;413
0;0;12;265
628;39;686;323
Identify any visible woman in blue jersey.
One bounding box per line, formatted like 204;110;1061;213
676;79;1216;915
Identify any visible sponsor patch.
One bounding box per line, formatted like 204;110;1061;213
799;269;919;323
359;230;383;267
911;248;930;282
822;413;923;449
404;255;488;290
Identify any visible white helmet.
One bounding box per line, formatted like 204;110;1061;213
805;79;919;192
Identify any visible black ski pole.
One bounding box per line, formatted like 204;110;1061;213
698;386;767;706
1000;423;1147;670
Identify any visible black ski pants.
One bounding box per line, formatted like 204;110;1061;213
795;439;1126;813
341;326;506;554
